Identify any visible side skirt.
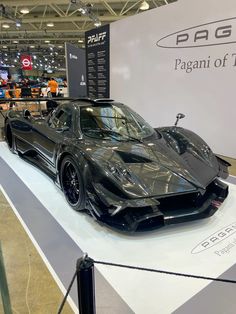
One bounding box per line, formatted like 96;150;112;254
19;152;57;182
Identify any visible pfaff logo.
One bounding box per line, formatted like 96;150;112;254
69;53;78;60
191;223;236;254
87;32;106;44
157;17;236;48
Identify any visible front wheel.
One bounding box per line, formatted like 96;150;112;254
60;156;85;211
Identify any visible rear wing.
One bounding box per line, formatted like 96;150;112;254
0;97;92;117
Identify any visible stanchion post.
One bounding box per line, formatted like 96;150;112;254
77;254;96;314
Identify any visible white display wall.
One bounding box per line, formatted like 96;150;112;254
110;0;236;158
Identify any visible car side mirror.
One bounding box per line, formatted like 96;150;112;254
23;109;31;119
174;113;185;126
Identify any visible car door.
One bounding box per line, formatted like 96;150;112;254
10;113;35;152
33;107;73;166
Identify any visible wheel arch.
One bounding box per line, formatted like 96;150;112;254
57;151;73;174
56;150;90;186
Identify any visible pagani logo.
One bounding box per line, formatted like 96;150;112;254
191;222;236;254
156;17;236;48
87;32;106;44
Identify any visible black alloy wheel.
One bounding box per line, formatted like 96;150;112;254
60;156;85;210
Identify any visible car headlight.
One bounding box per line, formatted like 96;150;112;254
107;162;133;182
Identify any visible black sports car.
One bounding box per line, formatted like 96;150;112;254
4;98;230;232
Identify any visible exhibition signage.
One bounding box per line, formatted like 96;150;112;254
21;55;32;70
109;0;236;158
85;24;110;99
65;43;87;98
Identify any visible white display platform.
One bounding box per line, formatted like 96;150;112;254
1;141;236;313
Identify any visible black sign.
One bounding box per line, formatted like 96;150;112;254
85;24;110;99
65;43;87;98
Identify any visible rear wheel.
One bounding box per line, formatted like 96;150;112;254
60;156;85;210
5;123;14;152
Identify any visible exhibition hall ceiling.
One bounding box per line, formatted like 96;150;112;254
0;0;176;48
0;0;176;70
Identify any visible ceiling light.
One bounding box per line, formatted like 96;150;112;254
13;40;19;43
94;21;101;27
2;24;10;29
78;39;84;43
139;1;149;10
3;46;7;49
47;22;54;27
30;45;35;48
78;8;86;14
58;45;63;48
16;20;21;27
20;7;30;14
45;40;50;43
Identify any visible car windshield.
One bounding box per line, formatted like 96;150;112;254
80;104;155;141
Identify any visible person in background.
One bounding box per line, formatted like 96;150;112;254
7;75;16;98
63;79;67;87
47;77;58;97
20;77;28;88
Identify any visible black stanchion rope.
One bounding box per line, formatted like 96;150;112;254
57;258;236;313
94;260;236;285
57;269;77;314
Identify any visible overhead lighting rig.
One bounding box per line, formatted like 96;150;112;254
139;1;150;11
70;0;101;28
0;4;22;28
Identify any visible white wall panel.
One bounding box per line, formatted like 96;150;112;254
110;0;236;158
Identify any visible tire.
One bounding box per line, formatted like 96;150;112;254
60;156;85;211
5;122;14;152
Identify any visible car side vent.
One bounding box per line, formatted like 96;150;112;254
116;151;152;163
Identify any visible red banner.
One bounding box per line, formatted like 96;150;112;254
21;55;32;70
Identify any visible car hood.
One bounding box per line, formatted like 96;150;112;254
82;137;218;198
